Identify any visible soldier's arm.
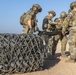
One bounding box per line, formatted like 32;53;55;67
62;12;73;29
49;21;57;30
42;18;48;30
62;13;71;35
28;19;32;29
50;21;57;25
25;14;33;29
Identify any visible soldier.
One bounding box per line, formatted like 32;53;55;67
52;11;68;58
42;10;56;59
62;1;76;62
20;4;42;33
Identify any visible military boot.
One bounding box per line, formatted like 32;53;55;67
65;59;75;63
61;54;67;58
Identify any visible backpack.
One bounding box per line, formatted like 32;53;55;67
20;12;26;25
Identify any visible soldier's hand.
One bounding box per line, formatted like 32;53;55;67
62;31;66;35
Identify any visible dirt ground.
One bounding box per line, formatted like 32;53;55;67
9;41;76;75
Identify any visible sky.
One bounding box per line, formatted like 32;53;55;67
0;0;75;33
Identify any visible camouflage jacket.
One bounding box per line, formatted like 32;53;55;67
62;10;76;32
22;9;37;27
42;16;56;32
55;17;65;30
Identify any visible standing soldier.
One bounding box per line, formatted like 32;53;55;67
42;10;56;59
20;4;42;33
52;11;68;58
62;1;76;62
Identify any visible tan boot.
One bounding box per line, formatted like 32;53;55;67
65;59;75;63
61;54;67;58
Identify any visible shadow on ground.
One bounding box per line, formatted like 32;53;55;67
43;58;60;70
43;51;70;70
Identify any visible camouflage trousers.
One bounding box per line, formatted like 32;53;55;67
47;36;53;58
43;35;52;58
52;34;67;57
22;25;37;34
48;37;53;54
69;33;76;60
22;25;30;34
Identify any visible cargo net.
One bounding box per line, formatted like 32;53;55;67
0;34;47;74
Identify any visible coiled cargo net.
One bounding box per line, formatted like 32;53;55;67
0;34;47;74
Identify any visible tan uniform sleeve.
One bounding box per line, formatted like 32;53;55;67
24;14;33;25
62;12;73;31
25;14;32;20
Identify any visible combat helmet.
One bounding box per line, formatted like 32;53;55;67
48;10;56;16
70;1;76;9
60;11;67;18
32;4;42;12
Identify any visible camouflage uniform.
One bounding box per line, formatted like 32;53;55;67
22;10;36;33
52;14;68;57
42;10;56;58
20;4;42;34
62;1;76;62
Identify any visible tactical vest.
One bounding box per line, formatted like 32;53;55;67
20;10;36;27
43;16;54;31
